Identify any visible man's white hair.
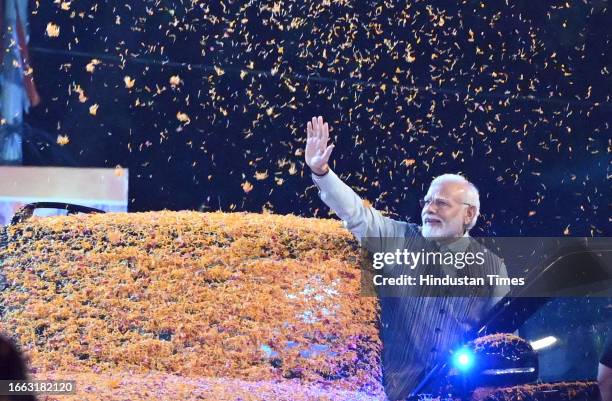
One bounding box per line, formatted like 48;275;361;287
429;173;480;231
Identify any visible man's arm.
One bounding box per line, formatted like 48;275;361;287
312;167;409;241
305;116;411;245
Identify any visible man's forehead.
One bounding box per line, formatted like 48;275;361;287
425;182;467;198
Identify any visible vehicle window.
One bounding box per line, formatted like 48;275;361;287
518;297;612;382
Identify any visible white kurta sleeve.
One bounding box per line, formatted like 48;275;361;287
311;169;411;245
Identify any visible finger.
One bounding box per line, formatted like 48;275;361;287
316;118;324;140
322;122;329;143
318;116;325;140
311;117;319;139
306;121;313;138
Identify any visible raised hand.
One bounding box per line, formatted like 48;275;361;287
305;116;335;175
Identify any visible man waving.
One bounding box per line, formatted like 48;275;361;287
305;115;509;400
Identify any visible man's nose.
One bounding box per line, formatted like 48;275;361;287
423;202;437;214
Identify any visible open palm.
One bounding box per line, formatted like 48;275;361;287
305;116;335;175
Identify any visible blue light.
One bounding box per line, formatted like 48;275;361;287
453;348;474;371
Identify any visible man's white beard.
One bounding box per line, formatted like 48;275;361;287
422;223;446;238
421;221;462;238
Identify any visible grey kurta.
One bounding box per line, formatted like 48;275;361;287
312;169;509;400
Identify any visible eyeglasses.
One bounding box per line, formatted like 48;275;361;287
419;198;473;209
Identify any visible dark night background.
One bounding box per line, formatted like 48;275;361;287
20;0;610;236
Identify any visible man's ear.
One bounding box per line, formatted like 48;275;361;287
464;205;476;225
